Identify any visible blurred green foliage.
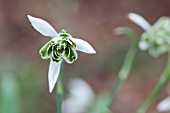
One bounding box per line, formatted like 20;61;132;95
0;73;20;113
0;55;52;113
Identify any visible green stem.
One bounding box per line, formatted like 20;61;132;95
136;53;170;113
57;62;64;113
107;42;139;108
107;27;139;108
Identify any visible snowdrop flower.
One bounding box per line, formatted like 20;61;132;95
62;78;95;113
128;13;170;57
27;15;96;93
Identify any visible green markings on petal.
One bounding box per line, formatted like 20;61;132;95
70;39;76;48
47;46;53;56
67;48;75;63
59;33;76;48
60;33;69;38
39;40;55;59
51;45;62;63
64;47;70;58
52;58;61;63
46;41;55;56
57;47;64;55
39;41;51;59
64;47;77;64
39;31;78;63
70;48;77;60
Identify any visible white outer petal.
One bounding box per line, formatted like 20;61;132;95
73;38;96;54
157;97;170;112
48;60;61;93
27;15;59;37
128;13;151;31
51;37;62;43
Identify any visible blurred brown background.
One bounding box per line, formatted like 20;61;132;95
0;0;170;113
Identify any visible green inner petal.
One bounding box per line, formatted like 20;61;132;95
64;47;70;58
52;58;61;63
58;46;64;55
66;48;76;63
70;39;76;48
60;33;69;39
47;46;53;56
40;32;77;63
40;45;50;58
70;48;76;60
52;50;61;61
59;33;76;48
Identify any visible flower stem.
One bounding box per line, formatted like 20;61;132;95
136;53;170;113
57;62;64;113
107;27;139;108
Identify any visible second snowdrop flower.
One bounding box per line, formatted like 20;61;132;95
27;15;96;93
128;13;170;57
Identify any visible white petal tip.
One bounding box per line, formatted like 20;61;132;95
90;49;96;54
49;82;55;93
27;15;31;18
27;15;34;21
128;13;136;21
128;13;136;18
85;48;96;54
127;12;151;31
49;87;53;93
83;48;96;54
128;13;141;20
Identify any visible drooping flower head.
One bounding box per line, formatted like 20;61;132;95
27;15;96;92
128;13;170;57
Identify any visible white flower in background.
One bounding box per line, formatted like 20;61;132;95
128;13;170;57
157;96;170;112
157;88;170;112
62;78;95;113
27;15;96;93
